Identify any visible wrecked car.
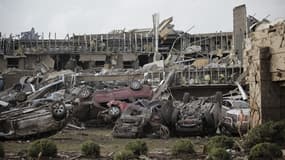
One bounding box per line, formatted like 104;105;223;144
0;99;69;140
0;70;75;140
92;83;152;104
73;81;153;124
112;91;224;138
172;92;222;136
220;99;250;135
0;70;72;112
112;99;172;139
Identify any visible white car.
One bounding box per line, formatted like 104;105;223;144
220;99;250;135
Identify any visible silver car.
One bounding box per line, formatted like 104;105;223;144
220;99;250;135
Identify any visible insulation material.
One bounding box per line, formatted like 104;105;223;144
191;58;209;69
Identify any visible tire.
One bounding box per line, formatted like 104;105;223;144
13;83;23;91
171;108;179;126
15;92;27;102
158;125;170;139
204;112;216;135
129;80;142;91
182;92;190;103
19;76;29;85
78;87;91;99
215;91;223;104
108;106;121;118
159;100;174;125
51;101;67;121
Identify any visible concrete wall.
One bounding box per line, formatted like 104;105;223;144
244;21;285;126
24;55;54;70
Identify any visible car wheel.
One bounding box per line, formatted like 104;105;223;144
182;92;190;103
215;91;223;104
108;106;121;118
15;92;27;102
158;125;170;139
13;83;23;91
130;80;142;90
78;87;91;99
219;125;231;136
51;101;67;121
159;100;174;125
204;112;216;135
171;108;179;126
19;76;29;85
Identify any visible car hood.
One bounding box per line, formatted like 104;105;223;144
226;108;250;115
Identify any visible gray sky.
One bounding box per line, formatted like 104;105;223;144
0;0;284;37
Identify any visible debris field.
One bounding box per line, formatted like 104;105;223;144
0;4;285;160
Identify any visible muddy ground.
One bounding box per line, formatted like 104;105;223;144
3;127;210;159
3;128;285;160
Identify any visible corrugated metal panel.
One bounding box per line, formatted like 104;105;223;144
79;54;106;61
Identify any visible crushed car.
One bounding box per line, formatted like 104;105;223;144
0;70;73;112
72;81;153;125
220;99;250;135
0;99;69;140
219;82;250;136
112;92;223;138
112;99;173;139
0;70;74;140
173;92;222;136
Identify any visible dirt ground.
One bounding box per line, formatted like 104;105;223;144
2;127;208;159
3;128;285;159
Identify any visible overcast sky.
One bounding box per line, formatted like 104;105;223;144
0;0;284;37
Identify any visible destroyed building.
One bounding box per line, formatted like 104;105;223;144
0;3;284;140
0;16;239;98
0;24;234;71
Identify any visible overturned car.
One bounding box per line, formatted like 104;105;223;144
112;92;223;138
72;81;153;124
0;70;74;140
173;92;222;136
0;99;69;140
112;99;172;138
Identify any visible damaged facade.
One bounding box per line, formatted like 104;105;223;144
0;17;234;71
243;19;285;127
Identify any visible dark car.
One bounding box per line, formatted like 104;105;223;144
172;92;222;136
112;99;172;139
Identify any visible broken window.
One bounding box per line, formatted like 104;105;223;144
123;61;133;69
95;61;105;68
7;58;19;68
